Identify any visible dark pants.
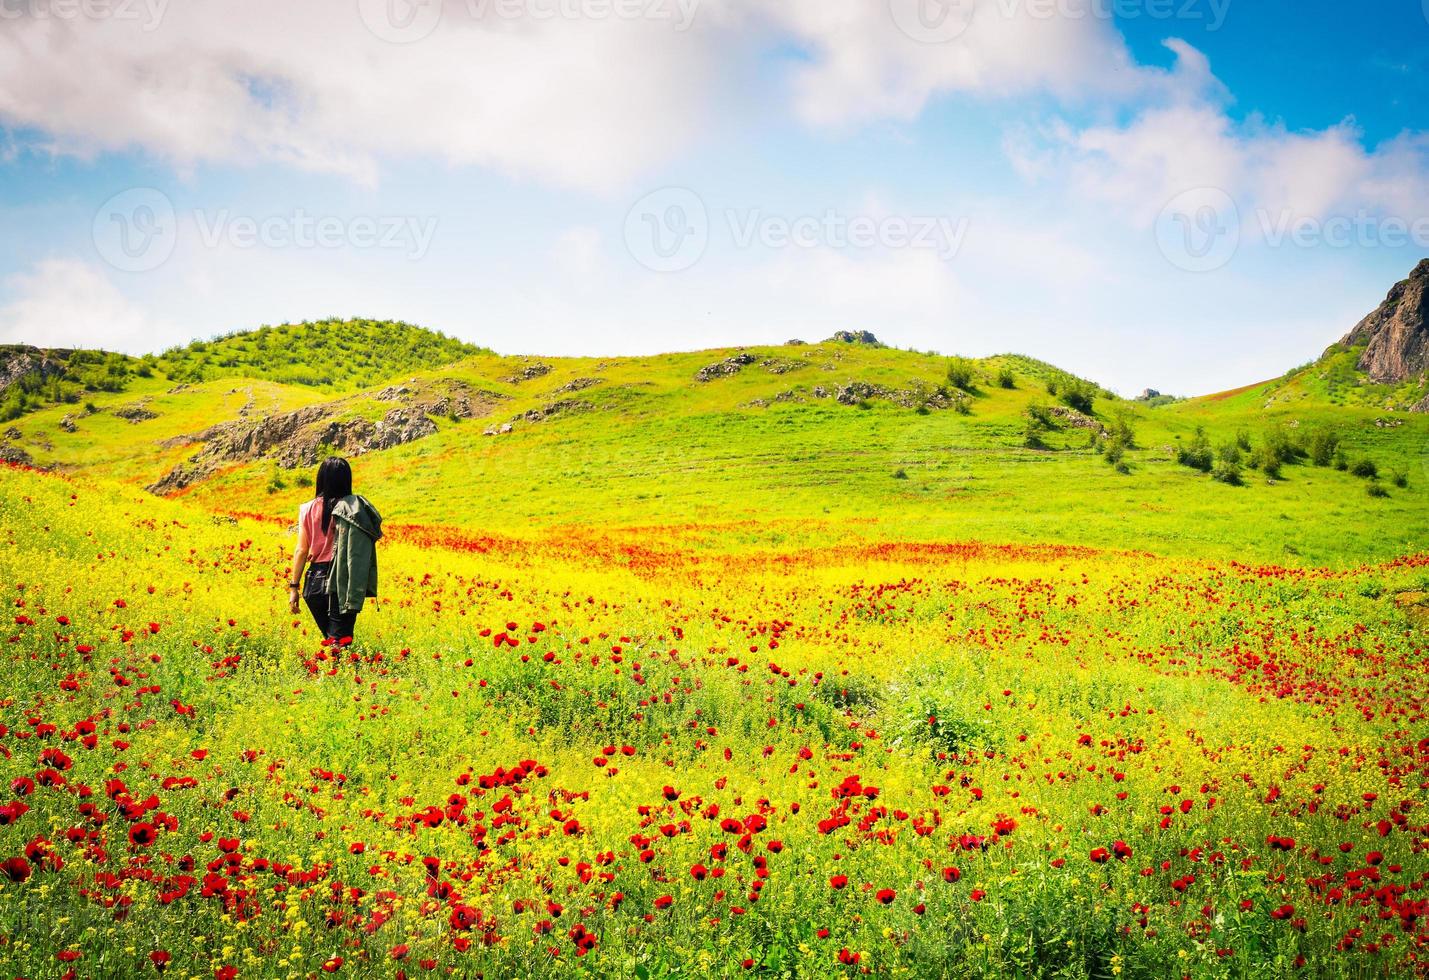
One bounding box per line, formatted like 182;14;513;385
304;562;358;642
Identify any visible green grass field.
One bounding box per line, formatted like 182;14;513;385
0;322;1426;979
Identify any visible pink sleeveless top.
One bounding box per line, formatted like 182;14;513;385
300;498;336;563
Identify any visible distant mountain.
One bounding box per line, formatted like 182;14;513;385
1334;259;1429;384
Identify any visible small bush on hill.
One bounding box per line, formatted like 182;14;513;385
1212;459;1244;486
945;357;978;392
1306;428;1341;467
1023;405;1053;449
1366;483;1389;498
1262;425;1304;466
1176;428;1214;472
1055;378;1097;414
996;367;1016;389
1349;458;1378;480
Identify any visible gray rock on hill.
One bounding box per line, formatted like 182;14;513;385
1;346;67;398
1335;258;1429;383
826;330;883;347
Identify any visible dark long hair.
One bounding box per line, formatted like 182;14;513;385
314;457;353;533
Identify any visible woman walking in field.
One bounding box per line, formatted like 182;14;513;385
287;457;383;644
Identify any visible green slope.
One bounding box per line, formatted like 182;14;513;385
2;325;1426;565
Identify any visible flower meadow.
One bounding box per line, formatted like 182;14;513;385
0;464;1426;979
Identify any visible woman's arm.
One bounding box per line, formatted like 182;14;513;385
288;518;310;614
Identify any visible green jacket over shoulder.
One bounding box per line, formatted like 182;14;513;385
327;494;383;614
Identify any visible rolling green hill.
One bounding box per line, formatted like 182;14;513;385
0;318;489;421
2;317;1425;565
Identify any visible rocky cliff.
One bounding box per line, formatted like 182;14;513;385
1336;259;1429;383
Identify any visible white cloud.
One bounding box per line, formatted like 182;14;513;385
758;0;1176;128
1025;41;1429;237
0;0;1240;190
0;258;168;351
0;1;722;191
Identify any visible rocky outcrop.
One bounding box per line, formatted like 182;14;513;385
554;377;603;395
0;347;66;399
518;399;591;423
113;403;158;423
146;381;498;495
826;330;883;347
696;352;757;382
0;445;34;467
782;380;967;411
1047;406;1106;434
503;363;551;384
1335;259;1429;383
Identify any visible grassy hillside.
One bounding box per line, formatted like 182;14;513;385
0;319;489;421
153;318;490;390
2;326;1426;565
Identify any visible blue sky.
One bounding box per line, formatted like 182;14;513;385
1;0;1426;395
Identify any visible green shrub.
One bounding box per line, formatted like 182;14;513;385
1366;483;1389;498
1391;470;1408;489
1057;378;1096;414
1176;428;1213;472
1212;460;1243;486
1349;458;1378;479
1306;428;1340;466
1260;425;1303;466
996;367;1016;389
945;357;978;392
1248;447;1282;479
1023;406;1052;449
